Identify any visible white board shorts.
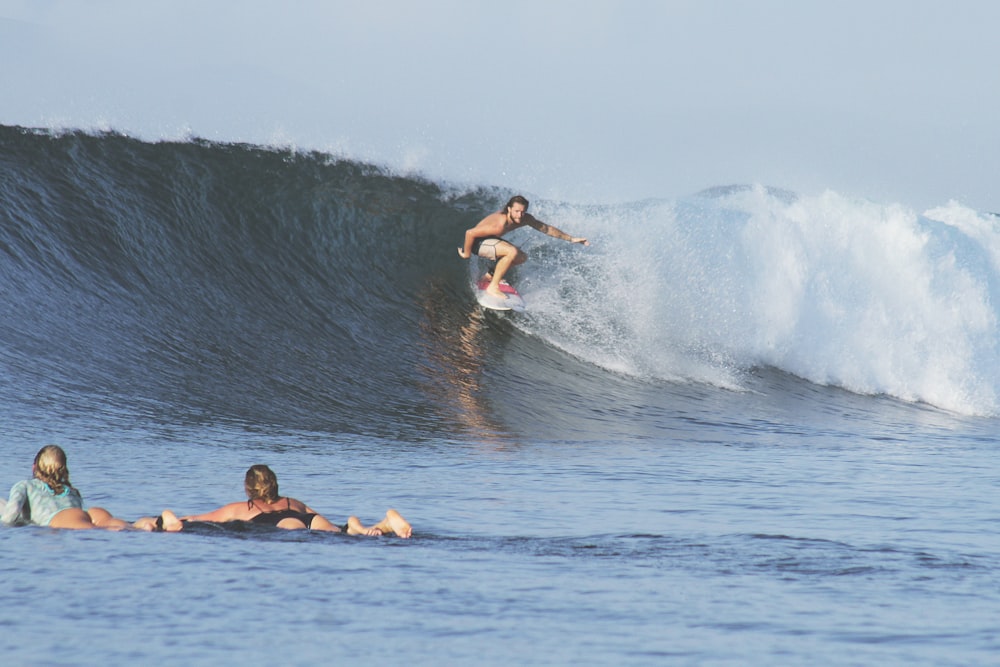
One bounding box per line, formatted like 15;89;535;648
472;236;504;261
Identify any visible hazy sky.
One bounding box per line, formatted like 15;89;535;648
1;0;997;210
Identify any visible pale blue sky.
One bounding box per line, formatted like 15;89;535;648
1;0;997;210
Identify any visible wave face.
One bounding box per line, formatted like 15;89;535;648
0;125;502;437
2;125;999;429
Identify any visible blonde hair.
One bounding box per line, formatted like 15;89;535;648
244;464;280;505
33;445;72;495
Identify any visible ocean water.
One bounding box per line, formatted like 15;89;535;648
2;125;1000;665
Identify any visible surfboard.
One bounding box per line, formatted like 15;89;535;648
475;274;526;312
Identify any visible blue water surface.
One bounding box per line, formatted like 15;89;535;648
2;382;999;667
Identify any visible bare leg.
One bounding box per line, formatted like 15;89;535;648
487;256;515;298
480;240;527;299
308;514;344;533
487;245;526;299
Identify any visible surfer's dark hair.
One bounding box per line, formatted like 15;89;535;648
503;195;529;212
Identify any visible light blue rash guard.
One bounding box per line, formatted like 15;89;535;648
1;478;84;527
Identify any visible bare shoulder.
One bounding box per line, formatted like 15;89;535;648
286;497;311;512
470;211;507;235
479;210;506;226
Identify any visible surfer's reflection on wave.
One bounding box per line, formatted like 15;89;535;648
416;283;515;447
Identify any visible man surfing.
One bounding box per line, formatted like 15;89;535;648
457;195;590;299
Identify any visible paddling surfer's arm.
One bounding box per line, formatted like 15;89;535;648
179;502;245;523
522;213;590;246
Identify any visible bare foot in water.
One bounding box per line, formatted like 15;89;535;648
135;510;184;532
159;510;184;532
384;509;412;538
346;515;380;536
346;510;412;538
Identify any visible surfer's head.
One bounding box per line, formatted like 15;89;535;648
245;464;280;504
503;195;529;221
33;444;71;495
504;195;529;212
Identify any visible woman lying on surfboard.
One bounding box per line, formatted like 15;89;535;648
457;195;589;300
0;444;168;531
170;464;412;537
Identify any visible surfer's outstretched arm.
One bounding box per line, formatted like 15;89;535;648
522;214;589;246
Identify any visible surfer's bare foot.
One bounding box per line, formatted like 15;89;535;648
347;510;412;538
486;285;507;299
384;509;412;538
135;510;184;532
159;510;184;532
346;515;381;536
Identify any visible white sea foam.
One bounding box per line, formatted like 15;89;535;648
520;188;1000;415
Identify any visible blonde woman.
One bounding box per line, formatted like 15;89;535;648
0;445;179;531
179;464;411;537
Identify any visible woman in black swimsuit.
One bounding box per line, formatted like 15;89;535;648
178;465;412;537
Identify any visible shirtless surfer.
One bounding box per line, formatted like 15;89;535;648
457;195;589;299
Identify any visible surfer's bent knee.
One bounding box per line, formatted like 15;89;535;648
500;243;523;260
